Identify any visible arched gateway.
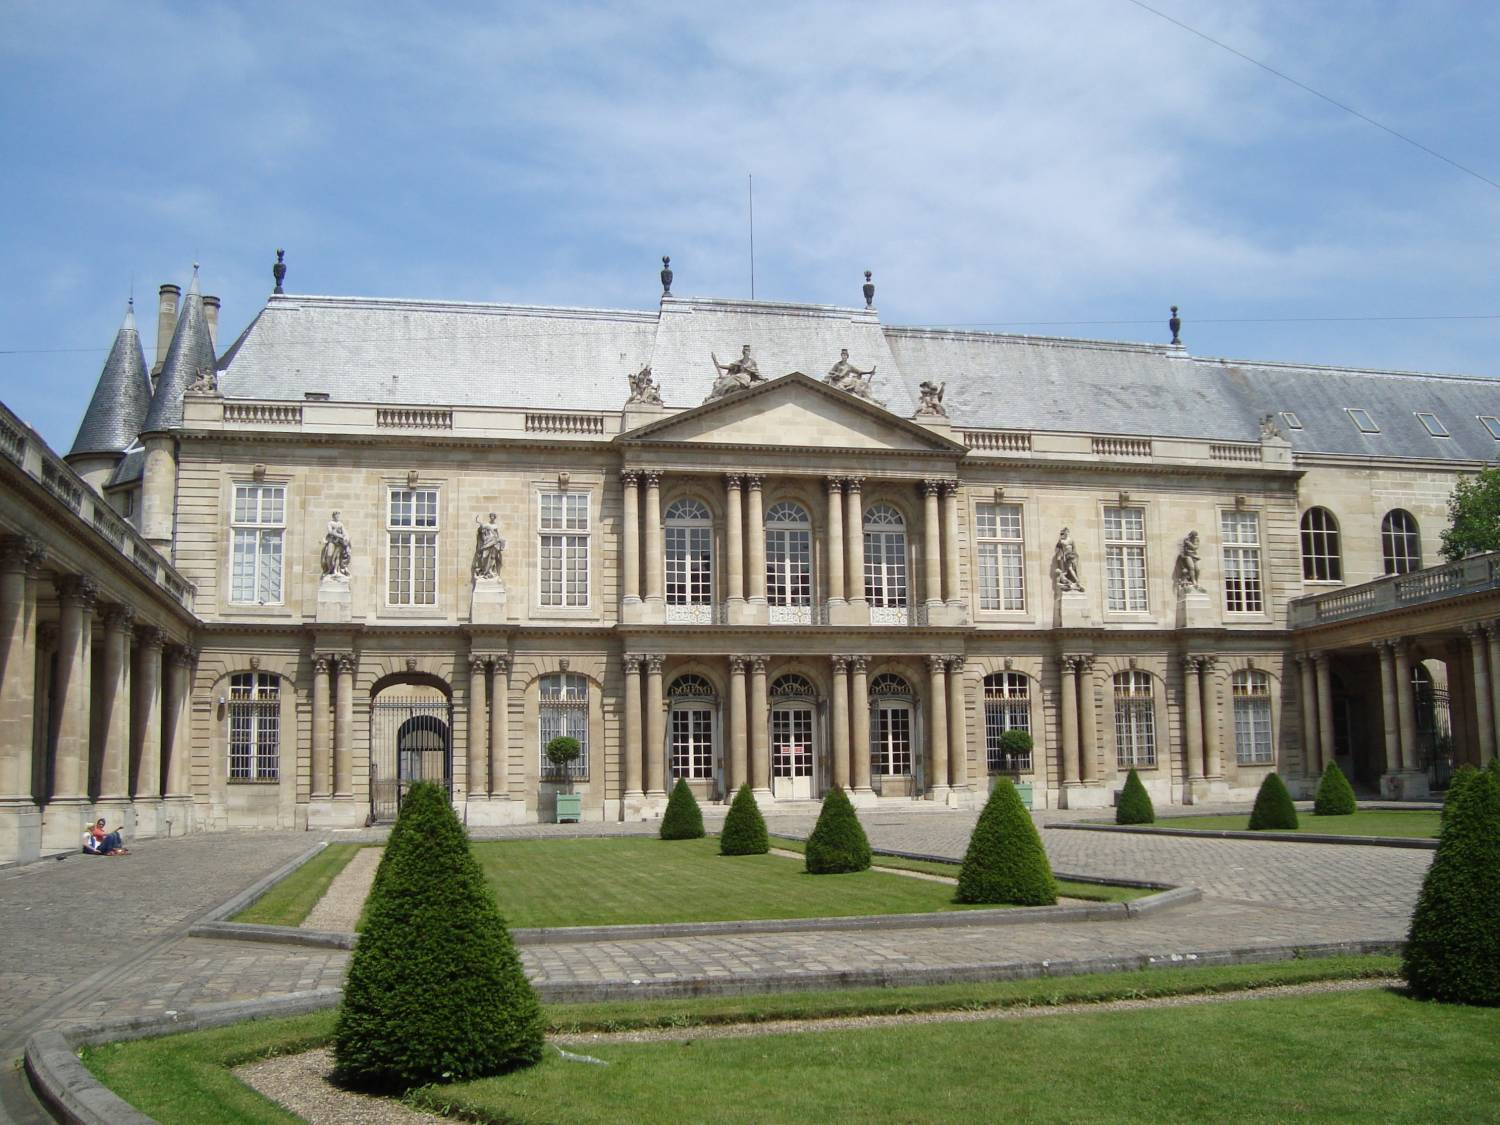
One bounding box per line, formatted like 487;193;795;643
369;677;453;822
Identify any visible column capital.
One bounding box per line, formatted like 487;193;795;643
1059;655;1078;674
1074;654;1095;673
102;603;135;634
826;475;845;493
751;656;767;674
724;473;743;490
831;654;849;674
921;479;944;497
1310;649;1330;665
169;644;199;668
646;653;665;674
468;654;489;674
312;653;329;674
945;655;967;675
1182;655;1203;674
1464;622;1490;641
849;655;868;674
57;574;98;610
622;654;642;674
927;653;948;674
643;470;663;488
489;655;510;675
1369;639;1393;655
136;624;166;650
744;474;763;492
620;469;642;486
0;534;44;573
729;655;749;675
843;477;862;494
940;479;962;497
333;652;355;675
1388;638;1409;657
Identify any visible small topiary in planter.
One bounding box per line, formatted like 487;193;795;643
804;786;871;873
998;729;1033;769
1116;767;1155;825
1403;768;1500;1005
957;777;1057;905
544;736;581;793
720;783;769;855
1313;761;1357;816
659;777;705;840
1247;772;1299;830
333;781;543;1092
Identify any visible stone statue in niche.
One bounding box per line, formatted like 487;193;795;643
1173;530;1204;593
625;363;662;406
1051;527;1084;592
824;348;885;406
472;513;506;580
706;344;764;401
320;512;351;579
915;379;948;418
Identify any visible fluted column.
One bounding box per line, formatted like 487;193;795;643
334;653;355;797
1297;655;1319;776
750;657;770;793
946;656;967;791
941;481;961;605
468;655;488;798
310;655;331;797
623;655;643;798
728;656;748;792
1077;655;1097;783
746;476;766;604
830;656;851;790
132;627;164;801
850;656;872;793
927;655;949;796
621;471;641;604
0;537;42;804
1183;656;1204;780
489;657;509;797
644;471;664;605
826;478;846;604
163;645;196;801
52;576;97;803
1375;642;1400;773
1468;626;1495;766
1314;652;1335;774
1200;657;1222;778
1392;642;1417;772
1059;656;1079;786
922;481;943;607
724;475;745;608
97;606;134;802
645;655;666;796
844;479;865;609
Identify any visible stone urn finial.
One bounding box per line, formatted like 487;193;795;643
1169;305;1181;346
273;249;287;295
661;255;673;297
863;270;875;309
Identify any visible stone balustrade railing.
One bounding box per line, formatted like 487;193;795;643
1290;552;1500;628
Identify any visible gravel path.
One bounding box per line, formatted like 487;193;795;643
236;1049;440;1124
301;847;383;933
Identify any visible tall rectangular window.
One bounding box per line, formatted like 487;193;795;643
388;488;438;605
1113;671;1156;768
976;503;1025;611
670;706;715;779
230;484;285;604
539;492;590;607
984;672;1032;772
539;673;589;776
1104;506;1148;611
228;672;279;780
1220;510;1263;613
1233;671;1274;765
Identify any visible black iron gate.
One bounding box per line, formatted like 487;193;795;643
370;696;453;823
1416;686;1454;790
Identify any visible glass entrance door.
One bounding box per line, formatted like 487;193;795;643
771;705;814;799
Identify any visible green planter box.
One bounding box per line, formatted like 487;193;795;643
1013;782;1034;810
555;793;582;823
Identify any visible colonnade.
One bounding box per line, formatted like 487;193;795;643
1179;656;1224;780
308;653;357;799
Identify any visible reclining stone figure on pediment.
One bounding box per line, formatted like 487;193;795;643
824;348;886;408
705;344;764;402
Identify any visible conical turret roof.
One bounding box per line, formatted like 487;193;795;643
68;299;152;458
142;265;217;433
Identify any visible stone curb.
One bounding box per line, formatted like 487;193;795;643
1050;823;1438;850
194;841;332;925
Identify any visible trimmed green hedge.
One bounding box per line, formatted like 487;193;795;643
720;784;769;855
1313;762;1357;816
660;778;706;840
957;778;1057;905
1403;768;1500;1005
1116;768;1155;825
1248;772;1299;831
805;787;871;874
332;781;543;1092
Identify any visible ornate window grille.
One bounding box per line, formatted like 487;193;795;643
539;672;589;777
984;672;1032;772
228;672;279;780
1113;670;1156;768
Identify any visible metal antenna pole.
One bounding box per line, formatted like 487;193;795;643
748;173;755;300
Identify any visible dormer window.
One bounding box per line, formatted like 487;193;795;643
1346;408;1379;434
1479;416;1500;440
1279;411;1303;430
1415;412;1449;437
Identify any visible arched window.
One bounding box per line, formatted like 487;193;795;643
1381;510;1421;575
1232;670;1273;765
667;673;716;780
769;674;815;784
983;672;1032;772
765;501;812;622
665;499;713;620
228;672;279;780
863;505;908;614
1300;507;1342;582
868;673;913;776
539;673;589;778
1113;670;1156;768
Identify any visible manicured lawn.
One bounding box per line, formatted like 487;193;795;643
1153;809;1440;839
229;844;366;927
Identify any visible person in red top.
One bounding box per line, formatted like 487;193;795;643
84;818;128;855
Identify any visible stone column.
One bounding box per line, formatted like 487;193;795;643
643;471;664;605
825;478;845;604
48;576;97;843
96;606;134;810
489;657;510;797
1297;655;1319;777
1059;657;1079;786
750;657;770;794
622;656;643;799
621;471;641;604
645;655;666;797
1183;657;1204;780
468;655;488;797
1392;642;1418;772
1314;652;1335;774
1468;625;1495;766
941;482;961;605
946;656;968;792
850;656;872;794
0;537;42;862
162;645;196;811
745;476;766;604
724;475;745;608
830;656;851;790
728;656;748;793
844;479;865;610
310;655;331;797
334;653;355;797
1201;658;1222;778
1376;642;1400;773
1488;623;1500;759
927;655;950;798
131;627;165;805
1077;655;1098;783
922;481;943;608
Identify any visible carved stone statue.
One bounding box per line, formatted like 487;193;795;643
1173;530;1204;593
320;512;351;579
1051;527;1084;592
1260;413;1283;441
626;364;663;406
706;344;764;401
472;513;506;580
915;379;948;418
824;348;884;406
186;367;219;396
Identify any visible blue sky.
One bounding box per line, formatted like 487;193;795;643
2;1;1497;451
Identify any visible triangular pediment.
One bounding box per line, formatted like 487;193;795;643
619;373;965;454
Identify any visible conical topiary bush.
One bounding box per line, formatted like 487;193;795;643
1313;761;1357;816
720;783;769;855
804;786;871;874
1247;772;1299;830
1442;766;1478;827
1116;767;1155;825
659;777;705;839
957;778;1058;905
1402;768;1500;1004
332;781;543;1092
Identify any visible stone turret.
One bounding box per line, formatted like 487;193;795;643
65;300;152;493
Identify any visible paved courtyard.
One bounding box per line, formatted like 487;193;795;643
0;807;1430;1122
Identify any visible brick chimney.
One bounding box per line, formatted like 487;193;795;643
152;283;181;385
202;295;221;348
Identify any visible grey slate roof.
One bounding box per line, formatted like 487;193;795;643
107;445;144;488
143;268;217;433
67;301;151;458
214;290;1500;464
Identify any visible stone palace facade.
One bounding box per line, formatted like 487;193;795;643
2;260;1498;862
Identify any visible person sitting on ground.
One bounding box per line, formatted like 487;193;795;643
84;818;128;855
